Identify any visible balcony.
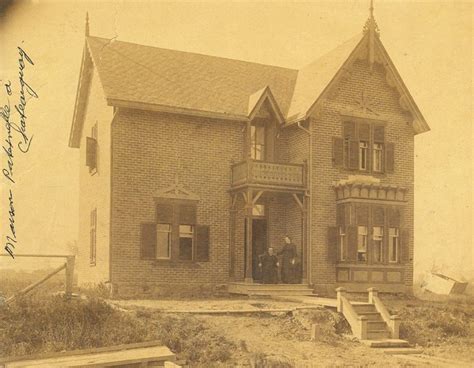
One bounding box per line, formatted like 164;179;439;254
231;159;306;192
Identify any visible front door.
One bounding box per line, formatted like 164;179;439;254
252;219;267;283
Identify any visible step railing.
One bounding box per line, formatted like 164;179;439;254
336;287;367;340
367;287;400;339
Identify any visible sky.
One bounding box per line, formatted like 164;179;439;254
0;0;472;277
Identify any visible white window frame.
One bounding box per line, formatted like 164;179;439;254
339;227;346;261
373;143;383;172
359;141;368;171
372;226;384;263
179;224;195;261
357;226;368;262
389;227;399;263
156;223;172;260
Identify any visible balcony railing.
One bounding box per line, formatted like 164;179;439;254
231;159;306;190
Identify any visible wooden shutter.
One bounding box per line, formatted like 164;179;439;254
359;123;370;141
400;229;410;263
388;207;401;227
346;226;357;261
373;125;385;142
332;137;344;167
336;204;345;226
195;225;210;261
86;137;97;169
348;140;359;169
385;142;395;173
327;227;338;263
345;203;352;226
356;205;369;226
156;203;174;223
373;206;385;226
179;204;197;225
141;223;156;259
343;121;356;139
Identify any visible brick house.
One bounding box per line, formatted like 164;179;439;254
69;11;429;296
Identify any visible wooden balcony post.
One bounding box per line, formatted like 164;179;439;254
336;287;346;313
244;189;253;283
367;287;378;304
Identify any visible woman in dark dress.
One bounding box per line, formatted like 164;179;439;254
278;236;297;284
258;247;279;284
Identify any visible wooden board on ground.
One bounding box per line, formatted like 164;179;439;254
3;345;175;367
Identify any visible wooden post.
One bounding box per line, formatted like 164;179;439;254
336;287;346;313
66;256;75;298
359;315;368;340
367;287;378;304
390;315;400;339
244;189;253;283
301;196;308;284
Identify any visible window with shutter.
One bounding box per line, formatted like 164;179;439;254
348;140;359;169
179;204;197;225
196;225;210;262
388;207;401;227
332;137;344;167
179;225;194;261
388;227;399;263
385;142;395;173
346;226;358;261
141;223;157;259
327;226;338;264
356;205;369;226
336;204;345;226
373;206;385;226
400;229;410;263
372;226;384;263
86;137;97;170
156;203;174;223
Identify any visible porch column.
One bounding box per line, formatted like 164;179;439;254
301;196;308;284
229;195;237;279
244;189;253;283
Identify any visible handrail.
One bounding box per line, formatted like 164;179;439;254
336;287;367;340
368;287;400;339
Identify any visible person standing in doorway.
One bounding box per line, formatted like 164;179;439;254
258;247;279;284
278;236;297;284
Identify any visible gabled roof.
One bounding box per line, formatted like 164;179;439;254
70;25;430;147
248;86;285;124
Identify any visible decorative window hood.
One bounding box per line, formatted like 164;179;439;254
333;175;408;202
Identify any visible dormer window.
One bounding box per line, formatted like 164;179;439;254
251;124;265;160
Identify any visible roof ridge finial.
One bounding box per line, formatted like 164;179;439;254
85;12;90;37
363;0;380;36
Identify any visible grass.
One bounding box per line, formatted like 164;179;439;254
0;295;235;365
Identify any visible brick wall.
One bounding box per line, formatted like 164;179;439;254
309;59;415;293
77;69;113;286
110;109;243;291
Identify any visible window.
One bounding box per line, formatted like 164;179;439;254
141;201;210;262
373;143;383;172
251;124;265;160
333;121;394;173
389;227;399;263
179;225;194;261
339;227;346;261
90;208;97;265
359;141;368;170
156;224;171;259
373;226;384;263
357;226;368;262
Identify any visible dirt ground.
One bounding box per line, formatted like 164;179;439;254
113;297;474;367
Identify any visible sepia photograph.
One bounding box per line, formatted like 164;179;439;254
0;0;472;366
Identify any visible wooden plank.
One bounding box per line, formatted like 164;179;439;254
6;346;175;368
0;341;166;364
